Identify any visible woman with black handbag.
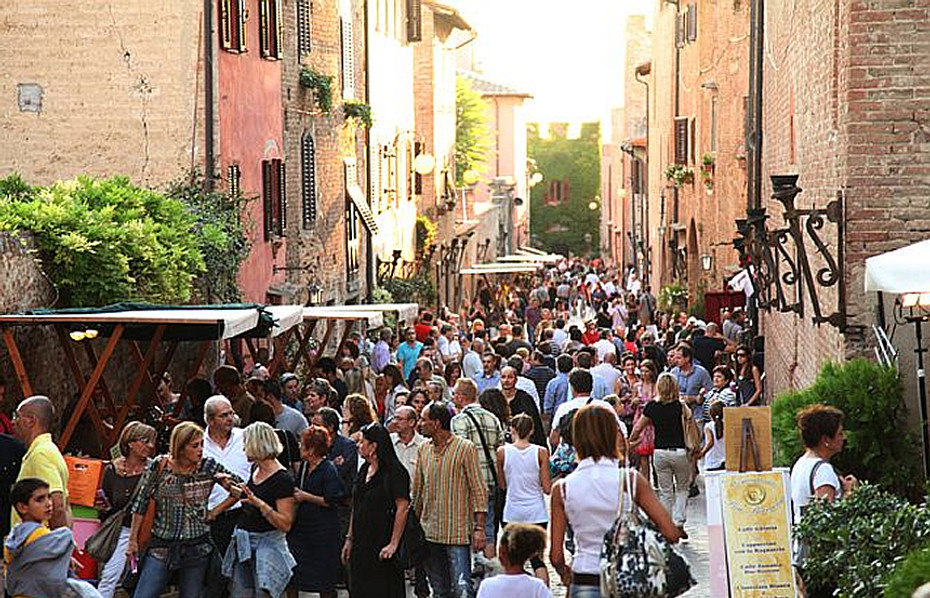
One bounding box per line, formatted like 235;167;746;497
341;422;412;598
550;405;681;597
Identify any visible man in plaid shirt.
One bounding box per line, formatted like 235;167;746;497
450;379;504;559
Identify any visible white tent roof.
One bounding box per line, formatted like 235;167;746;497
864;239;930;294
302;307;384;329
461;264;538;274
320;303;419;323
264;305;305;337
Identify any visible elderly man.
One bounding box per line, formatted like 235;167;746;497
450;379;504;559
201;395;251;598
415;402;487;598
12;396;70;529
461;337;484;381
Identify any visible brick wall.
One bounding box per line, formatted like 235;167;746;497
0;0;204;186
761;0;930;395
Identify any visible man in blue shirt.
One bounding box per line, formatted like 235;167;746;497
670;343;713;422
395;326;423;382
543;354;573;421
474;353;502;395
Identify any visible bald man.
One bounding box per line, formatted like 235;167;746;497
12;396;71;528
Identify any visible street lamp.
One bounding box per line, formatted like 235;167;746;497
588;200;599;211
413;153;435;175
529;172;543;186
462;169;480;186
701;254;713;272
306;282;324;306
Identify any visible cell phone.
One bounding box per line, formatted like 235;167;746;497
129;554;138;574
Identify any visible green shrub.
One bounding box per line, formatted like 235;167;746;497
796;484;930;598
771;359;918;497
381;275;435;307
0;175;205;306
884;545;930;598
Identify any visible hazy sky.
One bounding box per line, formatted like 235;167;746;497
456;0;651;126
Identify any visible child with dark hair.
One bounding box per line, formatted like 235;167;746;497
476;523;552;598
697;400;727;471
4;478;102;598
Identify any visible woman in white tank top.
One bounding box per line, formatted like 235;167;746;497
496;413;551;585
549;405;681;598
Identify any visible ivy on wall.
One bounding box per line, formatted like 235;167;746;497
528;122;601;256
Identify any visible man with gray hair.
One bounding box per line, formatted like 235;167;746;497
202;394;249;598
12;396;70;529
462;337;484;381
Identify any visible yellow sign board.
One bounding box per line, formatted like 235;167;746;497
721;471;797;598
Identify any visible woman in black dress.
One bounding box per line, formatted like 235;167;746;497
288;425;346;598
341;422;410;598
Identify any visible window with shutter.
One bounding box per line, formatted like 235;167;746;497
259;0;282;59
689;117;696;164
297;0;311;57
674;117;689;165
406;0;422;42
675;11;685;49
686;4;698;43
262;158;285;240
340;17;356;99
345;200;360;276
219;0;247;52
301;133;316;227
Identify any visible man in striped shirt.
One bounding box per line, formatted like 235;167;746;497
414;402;487;598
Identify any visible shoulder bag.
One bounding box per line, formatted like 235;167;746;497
463;409;505;524
85;506;126;562
599;467;695;598
137;456;169;553
679;401;702;454
383;469;427;571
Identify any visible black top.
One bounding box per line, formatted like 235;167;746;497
509;390;547;447
693;335;726;370
643;400;685;449
0;434;25;538
275;429;300;468
101;463;144;527
239;469;295;532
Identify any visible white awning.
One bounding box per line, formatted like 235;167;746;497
302;307;384;329
864;239;930;294
460;264;539;274
319;303;418;323
498;254;560;263
0;308;260;340
264;305;304;337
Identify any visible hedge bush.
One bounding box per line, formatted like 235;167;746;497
772;359;919;497
0;175;204;306
796;483;930;598
884;545;930;598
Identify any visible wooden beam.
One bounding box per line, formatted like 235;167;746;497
266;329;293;378
58;324;124;450
83;342;117;420
334;319;356;360
174;339;212;417
53;326;110;449
112;325;166;442
315;320;335;364
2;326;33;396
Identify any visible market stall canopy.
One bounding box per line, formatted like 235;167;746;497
518;246;565;259
460;263;539;274
318;303;419;324
498;254;560;263
0;303;267;341
263;305;305;337
302;306;384;329
864;239;930;294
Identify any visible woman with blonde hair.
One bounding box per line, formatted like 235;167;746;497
128;422;242;598
222;421;297;598
550;405;679;596
629;372;692;538
96;422;157;598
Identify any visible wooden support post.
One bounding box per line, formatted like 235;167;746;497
174;339;213;417
113;325;166;443
59;324;124;450
54;326;110;449
315;320;335;366
334;319;356;360
83;342;118;420
2;326;33;397
267;329;293;378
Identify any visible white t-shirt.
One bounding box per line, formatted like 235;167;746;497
477;573;553;598
703;421;726;469
590;363;621;393
552;397;627;437
790;454;841;522
593;339;618;363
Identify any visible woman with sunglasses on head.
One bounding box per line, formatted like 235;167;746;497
341;422;410;598
735;345;763;406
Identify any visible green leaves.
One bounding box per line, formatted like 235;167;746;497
0;175;204;307
795;484;930;598
299;68;334;114
884;545;930;598
455;76;491;185
772;359;919;498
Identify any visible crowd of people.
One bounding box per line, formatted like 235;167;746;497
0;256;857;598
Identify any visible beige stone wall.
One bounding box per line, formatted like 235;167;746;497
0;0;205;187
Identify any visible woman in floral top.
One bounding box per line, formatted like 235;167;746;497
128;421;241;598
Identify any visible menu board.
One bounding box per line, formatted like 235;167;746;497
720;471;797;598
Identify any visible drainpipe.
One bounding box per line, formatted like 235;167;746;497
635;61;651;284
364;0;374;302
747;0;764;336
203;0;215;191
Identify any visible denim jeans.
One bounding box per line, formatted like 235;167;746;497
568;583;603;598
484;487;498;540
133;551;210;598
424;542;474;598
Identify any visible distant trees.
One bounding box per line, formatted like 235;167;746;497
455;76;491;186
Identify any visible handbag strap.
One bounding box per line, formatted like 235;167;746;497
463;408;499;488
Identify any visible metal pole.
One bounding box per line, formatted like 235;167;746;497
916;319;930;479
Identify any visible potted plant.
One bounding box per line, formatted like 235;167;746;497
701;153;715;192
298;68;334;114
342;100;373;129
664;164;695;188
